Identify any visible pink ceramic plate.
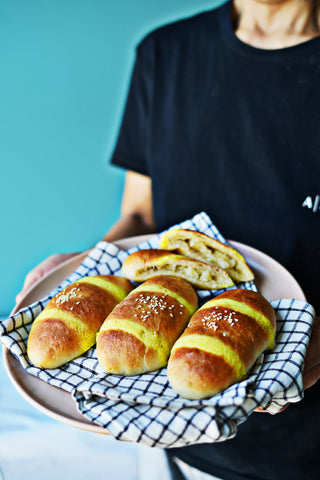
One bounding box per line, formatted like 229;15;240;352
2;236;305;434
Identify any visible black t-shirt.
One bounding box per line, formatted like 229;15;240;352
111;1;320;313
111;1;320;479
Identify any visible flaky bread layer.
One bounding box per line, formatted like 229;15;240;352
121;249;234;290
160;229;254;283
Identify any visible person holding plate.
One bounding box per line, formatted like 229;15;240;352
17;0;320;479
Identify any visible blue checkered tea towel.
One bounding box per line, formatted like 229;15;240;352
0;212;315;448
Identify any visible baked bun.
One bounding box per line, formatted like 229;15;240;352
160;229;254;283
27;275;133;369
167;288;276;399
121;249;234;290
96;275;198;375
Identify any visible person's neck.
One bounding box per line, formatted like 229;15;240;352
232;0;320;49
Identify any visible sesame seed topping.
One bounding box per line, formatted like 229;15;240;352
56;287;83;305
201;309;241;331
132;292;183;321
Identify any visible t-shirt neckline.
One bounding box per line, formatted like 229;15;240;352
219;0;320;62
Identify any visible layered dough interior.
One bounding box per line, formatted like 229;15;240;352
172;237;236;270
122;251;234;290
160;229;254;282
135;260;231;286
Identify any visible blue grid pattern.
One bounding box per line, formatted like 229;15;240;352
0;212;315;448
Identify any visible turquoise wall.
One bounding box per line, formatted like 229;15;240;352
0;0;225;315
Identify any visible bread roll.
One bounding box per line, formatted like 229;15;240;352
167;289;276;399
121;249;234;290
96;275;198;375
160;229;254;283
27;275;133;368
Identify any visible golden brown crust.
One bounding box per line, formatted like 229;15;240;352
27;275;133;369
167;288;276;399
124;248;168;267
100;275;133;291
167;348;236;399
96;275;198;375
49;282;118;332
145;275;198;307
184;306;267;369
96;330;158;376
27;319;81;369
111;291;187;343
215;289;276;330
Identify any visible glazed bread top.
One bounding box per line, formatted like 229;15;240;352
167;288;276;399
99;275;198;350
27;275;133;368
173;288;276;373
40;275;133;332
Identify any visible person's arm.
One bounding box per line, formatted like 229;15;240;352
15;171;154;305
102;170;155;242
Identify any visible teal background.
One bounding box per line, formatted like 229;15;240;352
0;0;224;315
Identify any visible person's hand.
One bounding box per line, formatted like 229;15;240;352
255;314;320;413
15;253;79;306
303;315;320;390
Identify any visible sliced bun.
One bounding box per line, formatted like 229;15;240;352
121;249;234;290
160;229;254;283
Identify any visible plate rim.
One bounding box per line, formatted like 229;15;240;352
2;235;306;434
